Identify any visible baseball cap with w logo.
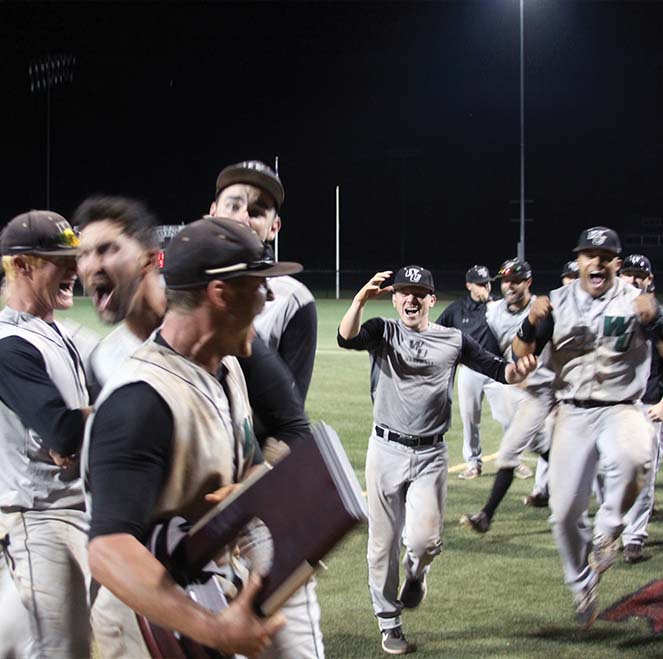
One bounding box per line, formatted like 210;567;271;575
573;226;621;255
393;265;435;294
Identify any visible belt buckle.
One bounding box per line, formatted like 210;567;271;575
401;433;420;447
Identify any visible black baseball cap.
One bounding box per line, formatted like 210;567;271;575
163;217;302;290
214;160;285;210
392;265;435;294
466;265;491;284
1;210;79;257
494;257;532;281
561;260;579;278
573;226;621;255
620;254;652;275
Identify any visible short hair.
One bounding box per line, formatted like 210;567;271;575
72;196;158;250
165;287;206;312
2;254;44;283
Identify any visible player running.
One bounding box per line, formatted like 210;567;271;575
338;266;537;655
512;227;661;629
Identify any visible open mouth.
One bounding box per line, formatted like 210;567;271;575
58;279;76;297
404;304;420;317
91;281;115;312
589;270;606;288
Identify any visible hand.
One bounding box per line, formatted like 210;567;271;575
528;296;552;326
504;354;538;384
634;294;658;325
204;483;242;504
49;450;77;469
354;271;394;305
214;575;285;657
648;400;663;423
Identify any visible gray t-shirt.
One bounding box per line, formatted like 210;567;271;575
338;318;506;437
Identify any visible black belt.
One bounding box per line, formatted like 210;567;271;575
375;425;444;447
563;399;635;409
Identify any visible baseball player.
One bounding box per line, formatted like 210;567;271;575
210;160;317;402
618;254;663;563
84;218;292;658
338;266;537;655
435;265;503;479
461;258;554;532
0;211;95;658
561;260;580;285
209;162;324;658
512;227;659;628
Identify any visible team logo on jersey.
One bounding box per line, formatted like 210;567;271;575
603;315;635;351
409;339;429;360
587;229;609;246
404;267;422;283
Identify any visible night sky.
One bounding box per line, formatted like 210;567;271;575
1;1;662;287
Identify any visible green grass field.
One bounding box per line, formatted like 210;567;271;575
62;297;663;658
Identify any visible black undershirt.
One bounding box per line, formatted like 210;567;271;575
0;335;86;455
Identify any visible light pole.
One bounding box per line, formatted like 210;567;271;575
518;0;526;261
29;54;76;209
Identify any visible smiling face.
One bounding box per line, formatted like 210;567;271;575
77;219;150;324
577;249;621;297
499;277;532;311
211;183;280;242
35;255;78;312
392;286;436;331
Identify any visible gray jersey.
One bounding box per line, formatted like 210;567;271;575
486;297;535;360
344;319;465;437
0;307;88;510
253;275;314;351
89;322;143;389
549;278;651;402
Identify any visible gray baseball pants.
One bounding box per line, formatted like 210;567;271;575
1;508;93;659
621;406;662;547
457;366;522;468
548;403;655;595
365;430;447;631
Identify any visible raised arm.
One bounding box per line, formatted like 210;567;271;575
512;295;553;358
339;270;393;340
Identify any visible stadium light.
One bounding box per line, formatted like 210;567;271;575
29;53;76;209
518;0;526;261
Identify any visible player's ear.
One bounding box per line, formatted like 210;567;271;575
465;282;472;293
206;280;227;310
266;214;281;242
392;292;397;309
143;249;159;273
615;257;623;270
429;294;436;308
209;200;217;216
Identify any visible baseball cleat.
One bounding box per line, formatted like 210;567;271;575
588;533;620;574
514;463;533;480
523;492;549;508
381;626;416;655
458;465;482;480
399;574;427;609
460;511;491;534
623;543;644;564
573;582;599;630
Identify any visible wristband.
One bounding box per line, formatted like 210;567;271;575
517;317;536;343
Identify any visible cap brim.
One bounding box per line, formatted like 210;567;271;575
572;246;620;255
243;261;303;277
30;248;79;257
392;283;434;294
